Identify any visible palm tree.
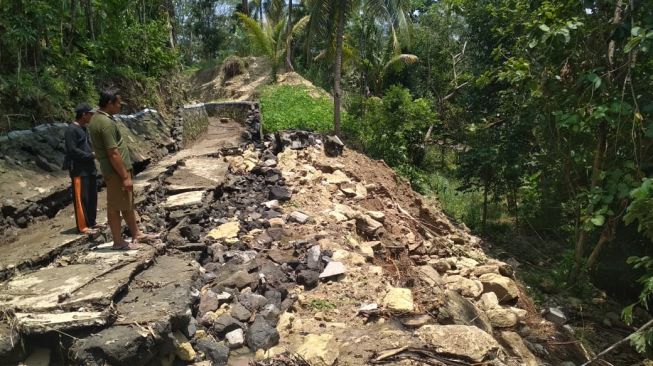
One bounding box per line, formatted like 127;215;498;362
305;0;412;135
236;12;309;81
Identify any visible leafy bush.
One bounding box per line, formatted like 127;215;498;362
344;86;435;167
260;84;334;133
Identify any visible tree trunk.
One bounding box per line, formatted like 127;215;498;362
482;180;489;231
571;120;607;280
243;0;249;15
285;0;294;72
84;0;94;41
333;3;346;136
165;0;176;49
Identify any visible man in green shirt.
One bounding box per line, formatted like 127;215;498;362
88;89;157;249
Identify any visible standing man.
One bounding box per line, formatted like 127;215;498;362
64;102;99;234
88;89;158;249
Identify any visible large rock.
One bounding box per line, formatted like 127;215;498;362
499;331;539;366
382;287;414;312
246;317;279;351
71;325;163;365
438;290;492;333
486;308;518;328
443;275;483;298
415;325;501;363
479;273;520;303
195;337;229;365
295;333;339;366
225;328;245;349
355;214;384;238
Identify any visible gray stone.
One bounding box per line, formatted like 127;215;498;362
297;270;319;289
217;270;258;290
319;261;346;279
199;290;221;316
239;293;268;312
195;337;229;364
230;302;252;322
225;329;245;349
544;307;567;325
269;186;292;201
183;317;198;339
260;304;281;325
439;290;493;333
246;317;280;351
288;211;310;224
71;325;161;365
307;245;321;269
212;314;244;336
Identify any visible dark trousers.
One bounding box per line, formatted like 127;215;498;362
71;175;98;232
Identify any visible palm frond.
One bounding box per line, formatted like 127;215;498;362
236;12;273;59
382;53;418;76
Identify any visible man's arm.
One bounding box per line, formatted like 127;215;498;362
65;128;93;161
107;147;133;191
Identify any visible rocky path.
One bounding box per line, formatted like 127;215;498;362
1;118;588;365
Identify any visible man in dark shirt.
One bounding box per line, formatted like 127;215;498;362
64;102;98;234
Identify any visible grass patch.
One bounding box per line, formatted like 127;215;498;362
305;299;337;311
260;84;334;133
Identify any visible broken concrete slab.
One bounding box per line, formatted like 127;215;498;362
163;190;205;209
165;157;229;192
14;312;106;334
319;261;345;279
0;244;155;312
113;255;198;325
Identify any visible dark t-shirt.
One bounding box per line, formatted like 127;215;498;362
64;122;97;177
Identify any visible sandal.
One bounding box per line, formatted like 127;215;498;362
111;242;139;251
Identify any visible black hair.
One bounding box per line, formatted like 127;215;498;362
75;110;86;120
98;89;120;108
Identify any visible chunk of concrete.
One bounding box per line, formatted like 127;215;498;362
295;333;339;366
415;325;501;362
319;261;346;279
382;288;414;312
164;190;205;209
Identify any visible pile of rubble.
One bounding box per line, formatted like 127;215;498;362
0;124;586;365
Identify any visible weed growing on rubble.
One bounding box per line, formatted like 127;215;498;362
305;299;337;311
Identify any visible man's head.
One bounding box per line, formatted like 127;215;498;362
74;102;94;126
98;89;122;115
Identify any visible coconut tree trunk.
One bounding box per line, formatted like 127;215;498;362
333;3;345;136
285;0;294;72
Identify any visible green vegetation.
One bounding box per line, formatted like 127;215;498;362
260;84;333;133
305;299;337;311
